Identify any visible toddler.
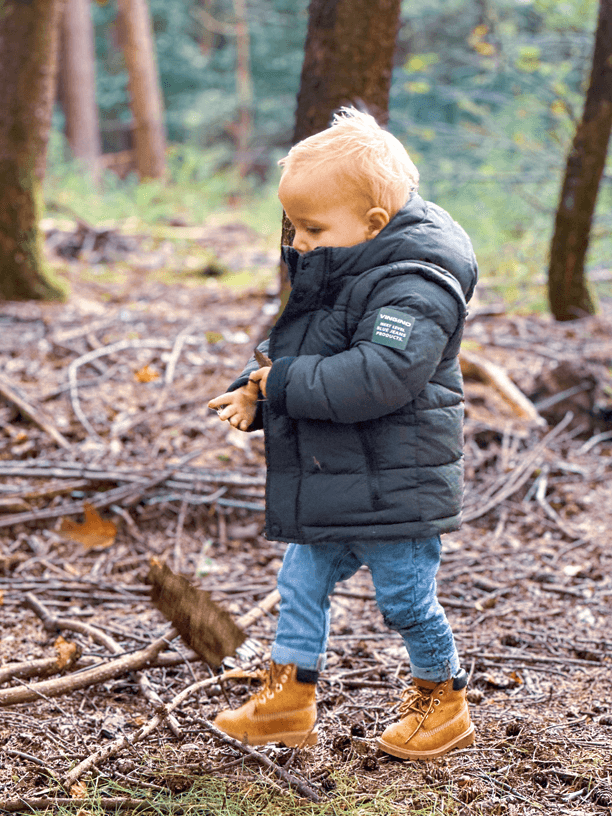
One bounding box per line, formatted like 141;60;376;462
208;108;478;760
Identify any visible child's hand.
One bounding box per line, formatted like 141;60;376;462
208;379;260;431
248;366;270;397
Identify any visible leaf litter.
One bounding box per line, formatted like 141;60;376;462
0;230;611;814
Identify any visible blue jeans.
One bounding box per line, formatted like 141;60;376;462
270;537;460;682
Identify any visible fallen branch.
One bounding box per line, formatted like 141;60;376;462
236;588;280;629
68;338;175;439
0;460;265;487
460;349;546;427
0;638;80;685
62;673;222;787
534;467;583;541
67;335;217;439
0;797;148;813
0;451;207;529
23;593;183;737
0;370;71;449
63;589;283;788
198;717;320;802
0;627;177;707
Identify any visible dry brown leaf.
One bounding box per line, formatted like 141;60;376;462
59;503;117;550
134;364;160;382
54;635;79;670
70;781;88;798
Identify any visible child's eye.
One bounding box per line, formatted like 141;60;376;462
306;227;322;234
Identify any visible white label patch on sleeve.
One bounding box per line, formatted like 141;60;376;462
372;307;415;350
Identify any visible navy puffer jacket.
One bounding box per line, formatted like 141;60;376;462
229;193;478;545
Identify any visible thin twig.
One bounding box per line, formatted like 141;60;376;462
68;338;176;438
0;370;71;449
198;717;321;802
463;412;574;522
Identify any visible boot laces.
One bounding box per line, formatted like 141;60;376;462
254;663;289;703
399;683;443;720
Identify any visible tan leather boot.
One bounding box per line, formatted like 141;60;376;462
377;670;475;760
213;662;318;747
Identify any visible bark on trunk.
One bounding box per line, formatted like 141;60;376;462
293;0;401;143
0;0;67;301
233;0;253;177
277;0;402;313
61;0;101;179
117;0;167;180
548;0;612;321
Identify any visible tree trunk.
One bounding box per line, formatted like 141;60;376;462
548;0;612;321
117;0;167;180
233;0;253;177
61;0;101;180
0;0;67;301
277;0;402;312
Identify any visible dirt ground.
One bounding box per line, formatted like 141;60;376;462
0;225;611;815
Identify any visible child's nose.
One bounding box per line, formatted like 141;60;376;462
293;232;310;254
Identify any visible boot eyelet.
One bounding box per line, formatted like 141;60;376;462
434;699;440;705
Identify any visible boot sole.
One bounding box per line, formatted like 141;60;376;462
221;727;318;748
377;724;475;760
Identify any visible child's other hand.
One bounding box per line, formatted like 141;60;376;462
208;379;259;431
248;366;270;397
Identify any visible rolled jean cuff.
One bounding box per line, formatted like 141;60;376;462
410;653;460;683
270;644;326;672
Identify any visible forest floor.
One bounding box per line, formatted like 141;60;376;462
0;218;611;816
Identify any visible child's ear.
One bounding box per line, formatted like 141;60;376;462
366;207;390;238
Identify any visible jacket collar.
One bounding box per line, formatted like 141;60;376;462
282;193;427;286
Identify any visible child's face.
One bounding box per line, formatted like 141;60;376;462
279;166;389;254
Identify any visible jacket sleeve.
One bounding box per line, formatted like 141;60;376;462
266;278;460;424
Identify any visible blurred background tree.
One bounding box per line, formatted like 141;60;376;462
60;0;101;183
0;0;67;301
547;0;612;321
117;0;167;179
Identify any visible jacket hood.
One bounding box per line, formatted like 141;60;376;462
282;192;478;303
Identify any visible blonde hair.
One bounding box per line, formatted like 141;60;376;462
278;107;419;216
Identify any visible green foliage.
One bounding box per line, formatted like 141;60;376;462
44;129;277;228
392;0;611;304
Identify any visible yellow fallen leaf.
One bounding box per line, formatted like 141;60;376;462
134;364;160;383
59;503;117;550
